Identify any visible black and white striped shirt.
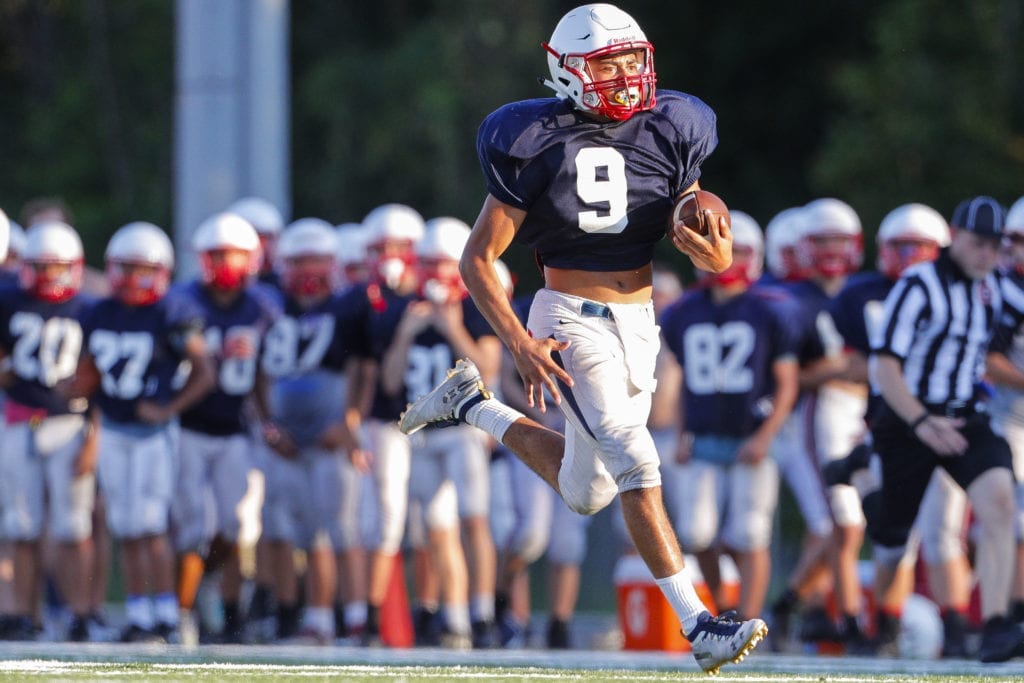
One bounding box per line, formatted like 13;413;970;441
870;249;1024;406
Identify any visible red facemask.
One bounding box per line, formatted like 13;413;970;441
199;251;257;291
20;260;84;303
107;261;170;306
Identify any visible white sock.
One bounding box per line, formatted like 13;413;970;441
444;603;471;636
153;592;179;626
470;594;495;623
302;606;335;638
465;401;523;443
125;595;155;629
656;567;709;636
344;601;367;630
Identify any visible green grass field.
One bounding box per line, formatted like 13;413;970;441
2;641;1022;682
2;661;1023;682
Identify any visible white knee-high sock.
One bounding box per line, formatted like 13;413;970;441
656;566;709;636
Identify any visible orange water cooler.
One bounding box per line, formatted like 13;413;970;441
614;553;739;651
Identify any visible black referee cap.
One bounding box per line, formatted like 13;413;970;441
950;196;1006;239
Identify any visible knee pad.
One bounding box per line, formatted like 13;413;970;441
558;469;617;516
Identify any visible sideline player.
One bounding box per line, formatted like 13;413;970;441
661;213;799;620
171;213;280;643
399;4;767;673
0;222;96;640
259;219;370;643
71;222;216;642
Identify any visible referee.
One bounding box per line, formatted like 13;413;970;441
868;195;1024;663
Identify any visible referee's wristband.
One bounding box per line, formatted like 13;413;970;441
908;412;930;430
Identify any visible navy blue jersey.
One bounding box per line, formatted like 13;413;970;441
176;281;280;436
263;288;370;447
82;292;205;424
358;285;415;421
262;288;370;377
829;270;895;422
0;270;19;289
477;91;717;271
660;287;800;437
0;285;94;414
780;279;843;364
511;292;533;327
830;271;893;357
400;298;495;407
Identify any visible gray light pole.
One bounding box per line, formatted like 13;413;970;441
174;0;290;279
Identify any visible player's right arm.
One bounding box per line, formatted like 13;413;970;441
461;194;572;411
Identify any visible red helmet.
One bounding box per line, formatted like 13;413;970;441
105;222;174;306
19;221;84;303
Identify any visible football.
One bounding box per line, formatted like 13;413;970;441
669;189;730;237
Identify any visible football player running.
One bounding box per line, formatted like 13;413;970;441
398;4;767;673
0;222;97;641
171;213;281;644
68;221;216;642
259;218;370;644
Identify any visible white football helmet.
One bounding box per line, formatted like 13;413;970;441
798;197;863;276
192;212;261;290
0;208;9;264
1006;196;1024;234
876;203;949;280
417;217;471;303
278;218;339;298
105;222;175;306
20;221;84;302
542;4;656;121
362;203;424;290
704;210;763;287
764;207;806;281
228;197;284;274
335;222;372;286
417;217;471;261
227;197;284;236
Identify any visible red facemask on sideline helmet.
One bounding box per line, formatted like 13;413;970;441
875;203;950;279
192;213;261;292
700;211;764;288
105;221;175;306
362;204;425;292
417;260;468;304
277;218;339;299
19;221;85;303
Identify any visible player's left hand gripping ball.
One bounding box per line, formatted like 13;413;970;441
668;190;733;272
